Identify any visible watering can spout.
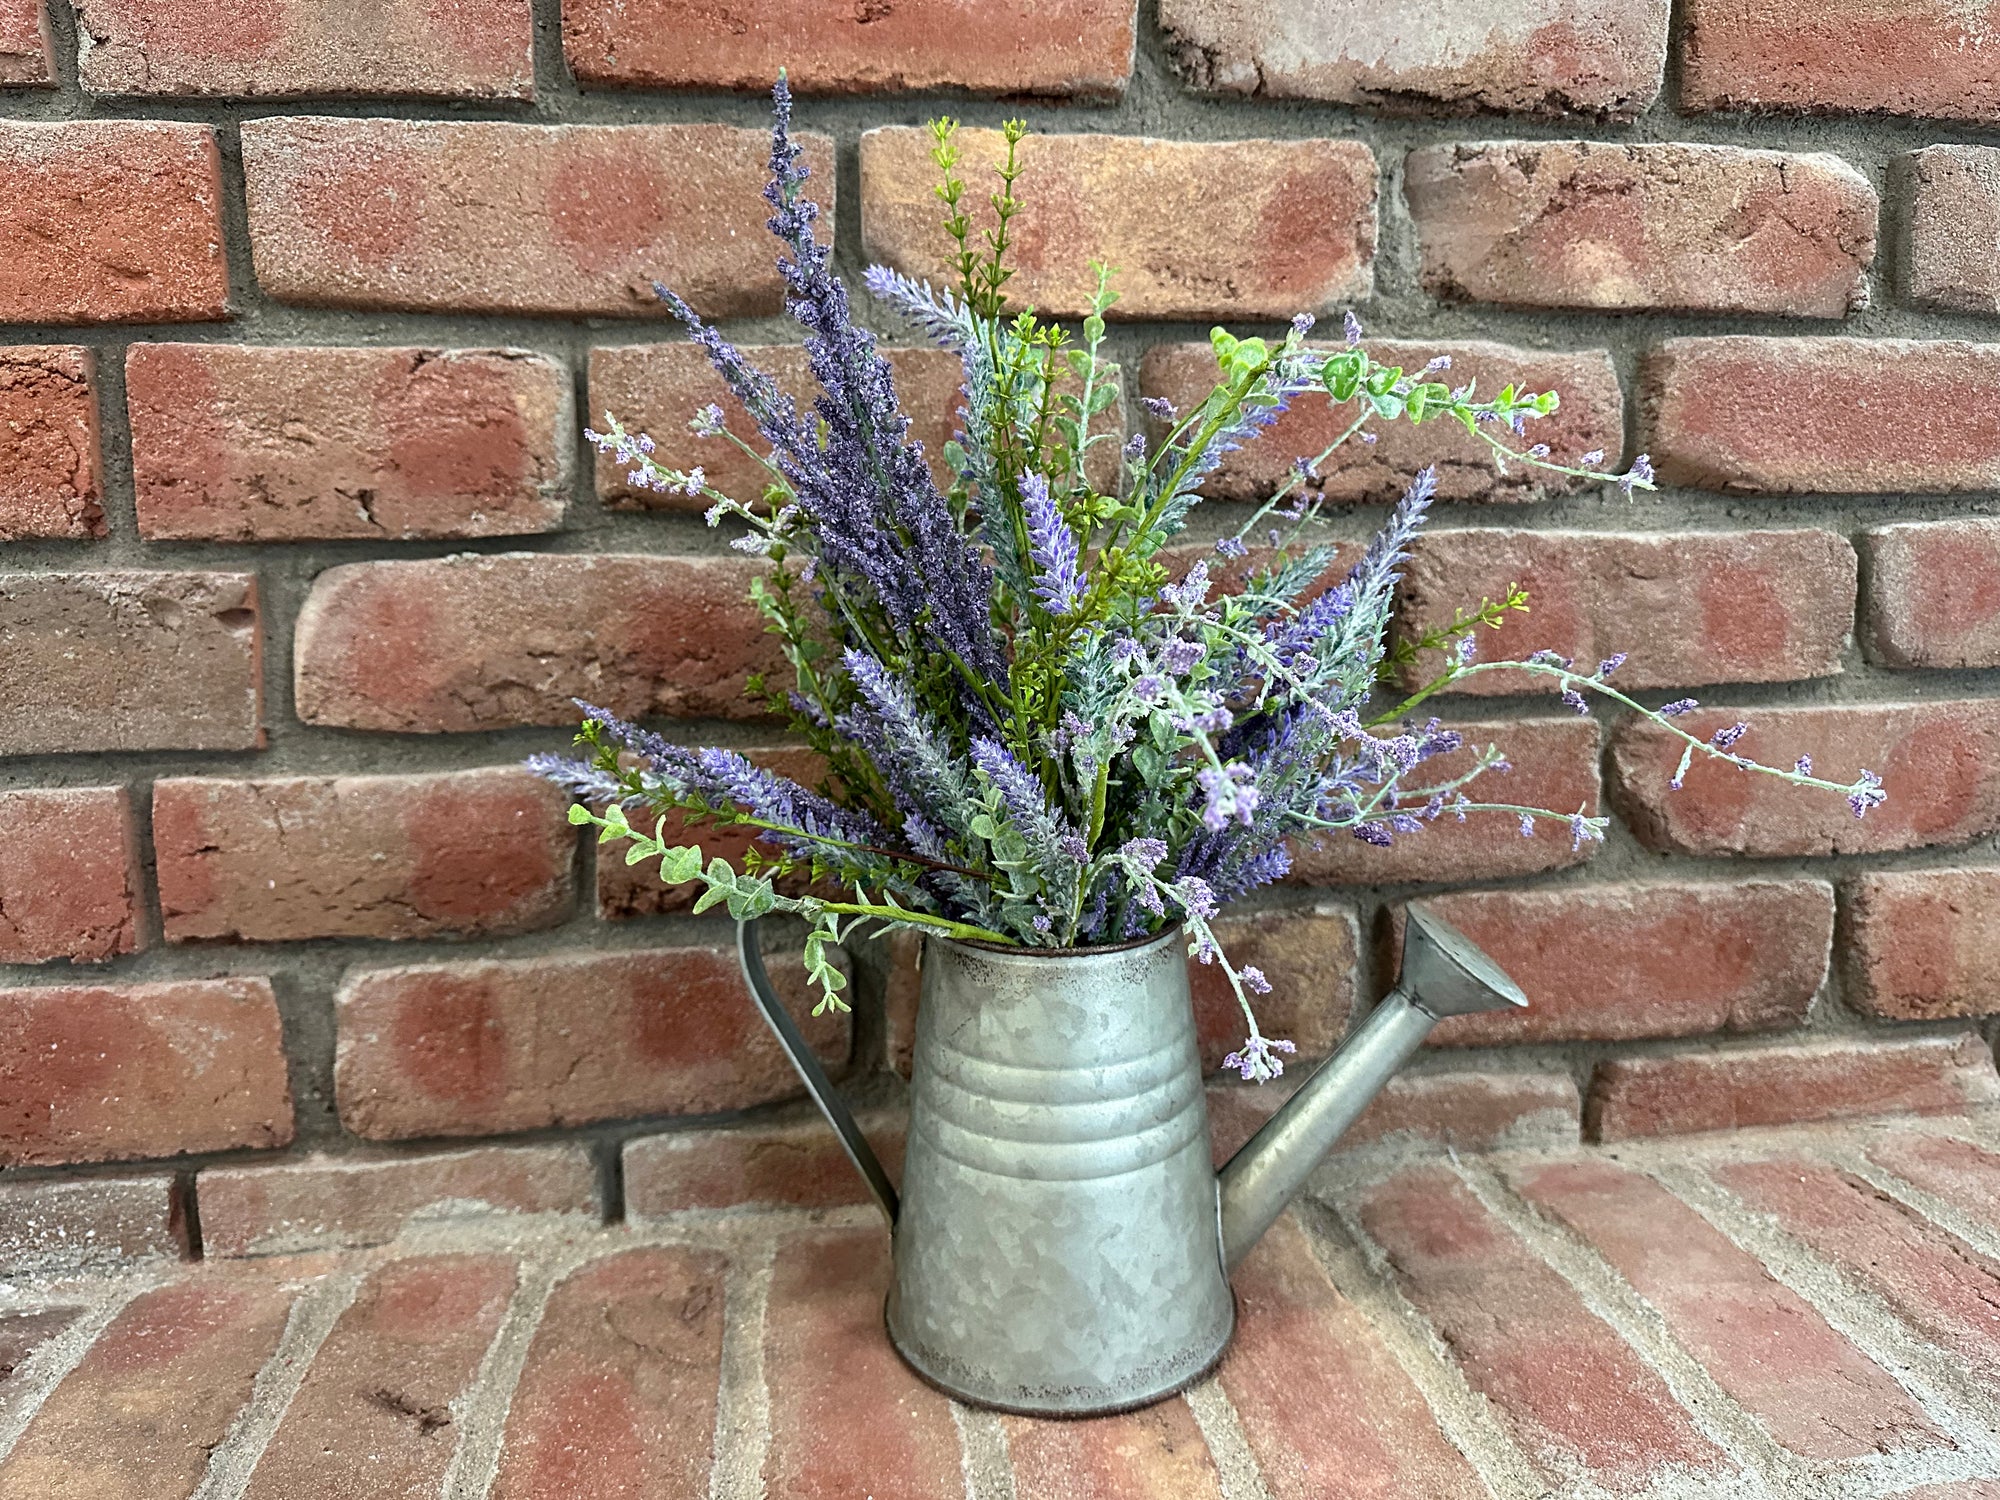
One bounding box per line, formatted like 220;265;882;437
1215;904;1528;1269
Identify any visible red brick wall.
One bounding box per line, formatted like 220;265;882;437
4;0;1999;1245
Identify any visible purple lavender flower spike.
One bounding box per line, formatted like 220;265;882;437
1660;698;1699;717
1343;310;1362;346
1560;688;1589;715
1711;722;1750;751
1020;472;1085;616
1596;653;1626;678
1517;814;1535;838
1793;754;1813;776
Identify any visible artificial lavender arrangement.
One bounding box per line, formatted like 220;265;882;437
534;81;1884;1080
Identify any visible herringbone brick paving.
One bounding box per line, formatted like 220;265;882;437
4;1114;1999;1499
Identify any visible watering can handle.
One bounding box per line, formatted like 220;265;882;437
737;918;899;1227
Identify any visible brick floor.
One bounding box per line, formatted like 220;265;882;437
3;1116;2000;1497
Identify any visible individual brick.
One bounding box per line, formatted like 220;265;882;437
489;1248;726;1500
589;343;963;510
0;120;227;324
293;553;775;733
0;0;51;85
240;118;831;318
0;977;294;1165
597;747;825;918
1207;1068;1581;1167
1221;1216;1518;1500
862;126;1376;320
564;0;1135;99
153;769;574;943
1399;880;1832;1046
239;1255;516;1500
1845;868;2000;1020
1610;700;2000;857
1513;1160;1943;1461
1137;339;1622;505
0;571;262;754
1189;905;1358;1069
1905;146;2000;313
1406;141;1875;317
762;1228;964;1496
1007;1399;1226;1500
1586;1034;2000;1141
0;787;141;965
0;348;103;540
199;1143;598;1257
1163;0;1667;118
75;0;535;99
1681;0;2000;121
1642;337;2000;494
1864;520;2000;669
1716;1158;2000;1406
127;344;571;542
1359;1165;1733;1492
0;1274;296;1498
1398;529;1854;692
1287;717;1602;885
334;944;848;1140
0;1174;184;1273
623;1111;906;1217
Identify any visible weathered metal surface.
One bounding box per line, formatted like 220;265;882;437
738;904;1526;1416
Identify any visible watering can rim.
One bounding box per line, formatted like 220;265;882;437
939;927;1181;960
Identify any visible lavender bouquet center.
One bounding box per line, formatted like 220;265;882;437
535;82;1883;1080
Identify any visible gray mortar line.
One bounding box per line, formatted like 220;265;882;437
1825;1138;2000;1266
190;1261;370;1500
1450;1155;1794;1500
951;1401;1016;1500
1180;1376;1275;1500
1290;1190;1549;1500
0;1271;158;1459
1647;1158;2000;1492
708;1229;775;1500
439;1244;567;1500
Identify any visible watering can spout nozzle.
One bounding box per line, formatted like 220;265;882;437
1215;904;1527;1269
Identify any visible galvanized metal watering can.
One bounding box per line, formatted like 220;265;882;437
738;903;1527;1416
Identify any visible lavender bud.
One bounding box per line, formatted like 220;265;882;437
1793;754;1813;776
1139;395;1176;421
1343;310;1362;346
1710;721;1749;751
1659;698;1699;716
1847;768;1885;819
1517;814;1536;838
1596;653;1626;678
1579;449;1605;466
